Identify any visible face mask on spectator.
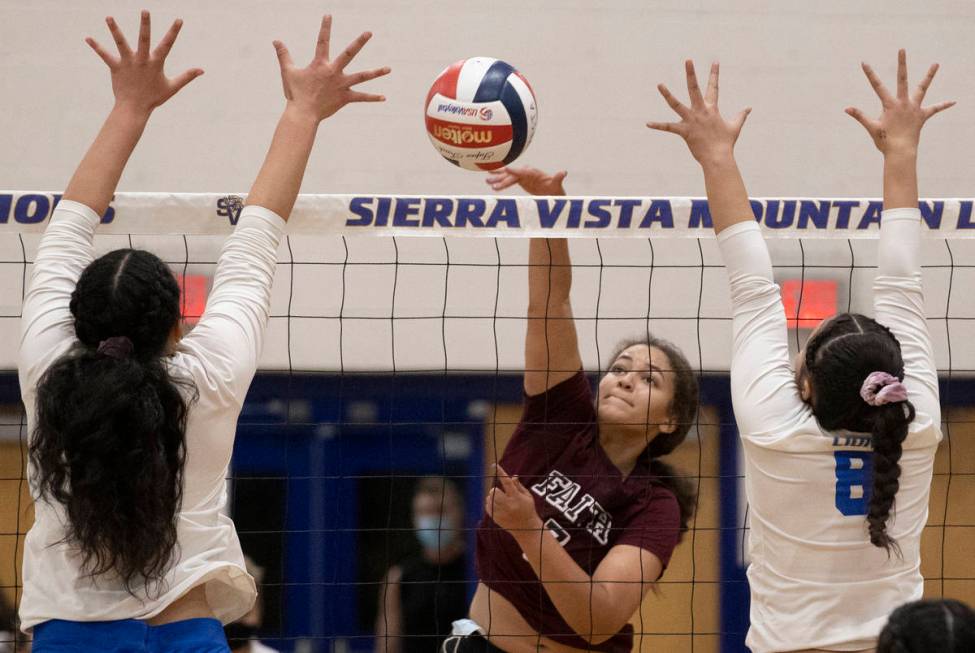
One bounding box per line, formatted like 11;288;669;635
415;515;457;550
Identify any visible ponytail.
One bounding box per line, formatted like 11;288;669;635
867;401;915;554
29;248;196;593
804;312;917;554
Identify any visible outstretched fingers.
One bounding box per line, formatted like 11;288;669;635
923;100;956;120
85;37;118;68
273;40;294;71
705;61;719;105
657;83;689;119
152;19;184;60
913;62;939;105
105;16;133;58
844;106;876;133
646;121;686;136
896;49;908;100
169;68;205;96
346;90;386;103
861;61;894;106
344;65;392;88
732;106;752;132
685;59;705;108
136;10;151;59
486;170;518;190
332;31;372;71
314;15;332;62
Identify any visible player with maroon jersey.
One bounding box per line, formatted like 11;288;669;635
441;168;700;653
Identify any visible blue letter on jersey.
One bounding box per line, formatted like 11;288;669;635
834;451;873;516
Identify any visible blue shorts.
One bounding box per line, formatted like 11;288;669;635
31;618;229;652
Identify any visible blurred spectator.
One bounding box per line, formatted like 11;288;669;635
375;477;468;653
225;556;279;653
877;598;975;652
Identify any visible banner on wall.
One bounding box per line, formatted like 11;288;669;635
1;191;974;238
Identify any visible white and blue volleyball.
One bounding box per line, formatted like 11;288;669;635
425;57;538;171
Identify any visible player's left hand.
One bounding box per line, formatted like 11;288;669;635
273;14;390;123
845;49;954;156
486;465;543;538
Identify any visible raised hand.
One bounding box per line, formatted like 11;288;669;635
273;15;390;122
846;49;955;155
486;166;567;196
647;60;751;166
85;10;203;114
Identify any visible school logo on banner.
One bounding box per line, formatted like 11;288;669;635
217;195;244;226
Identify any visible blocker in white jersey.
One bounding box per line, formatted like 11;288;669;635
718;210;940;652
425;57;538;170
647;52;953;652
18;12;389;648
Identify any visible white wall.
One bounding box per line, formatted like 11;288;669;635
2;1;974;374
2;0;972;197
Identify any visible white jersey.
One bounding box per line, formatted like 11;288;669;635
716;209;941;653
18;200;285;630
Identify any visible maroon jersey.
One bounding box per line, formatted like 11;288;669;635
476;372;681;652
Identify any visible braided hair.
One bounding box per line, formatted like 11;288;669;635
877;599;975;652
30;249;197;593
802;313;915;554
606;337;699;541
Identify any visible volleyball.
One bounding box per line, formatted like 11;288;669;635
424;57;538;171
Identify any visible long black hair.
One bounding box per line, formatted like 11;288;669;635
606;337;699;540
877;599;975;652
29;248;196;592
803;312;915;554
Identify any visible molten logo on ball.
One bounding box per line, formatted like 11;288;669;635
430;124;494;146
424;57;537;171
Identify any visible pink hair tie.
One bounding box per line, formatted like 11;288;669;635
96;336;134;360
860;371;908;406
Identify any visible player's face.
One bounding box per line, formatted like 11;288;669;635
597;344;677;437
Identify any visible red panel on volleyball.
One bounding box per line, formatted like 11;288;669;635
781;279;838;329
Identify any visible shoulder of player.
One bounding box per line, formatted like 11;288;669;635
614;480;679;521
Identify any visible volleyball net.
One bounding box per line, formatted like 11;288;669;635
1;192;973;652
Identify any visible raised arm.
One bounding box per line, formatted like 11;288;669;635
486;167;581;395
20;12;200;386
846;50;954;423
65;11;203;214
245;14;389;218
183;15;389;405
648;62;808;442
646;61;751;234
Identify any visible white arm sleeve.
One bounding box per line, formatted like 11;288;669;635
873;207;941;426
180;205;285;406
18;200;101;393
717;221;812;443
